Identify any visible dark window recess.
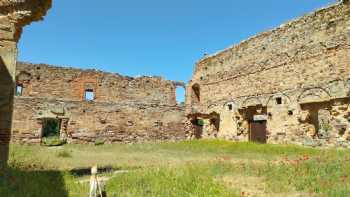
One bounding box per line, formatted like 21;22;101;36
154;121;163;127
288;110;294;116
16;84;23;96
84;89;94;101
228;104;233;111
42;119;61;138
276;97;282;105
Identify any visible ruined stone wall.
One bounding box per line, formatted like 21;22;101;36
186;1;350;148
12;97;186;144
188;2;350;108
12;63;186;144
16;62;178;105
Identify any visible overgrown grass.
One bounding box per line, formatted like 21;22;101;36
262;155;350;196
107;164;237;197
157;140;321;156
56;150;72;158
3;140;350;197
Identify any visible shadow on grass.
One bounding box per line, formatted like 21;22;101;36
0;168;68;197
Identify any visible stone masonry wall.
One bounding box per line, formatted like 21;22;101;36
12;63;186;144
12;97;186;144
186;1;350;148
188;2;350;108
16;62;179;105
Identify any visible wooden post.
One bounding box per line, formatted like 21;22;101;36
89;165;104;197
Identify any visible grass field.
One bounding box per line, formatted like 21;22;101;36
1;140;350;197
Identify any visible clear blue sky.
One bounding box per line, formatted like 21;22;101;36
18;0;336;102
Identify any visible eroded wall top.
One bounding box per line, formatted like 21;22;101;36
188;1;350;109
0;0;52;80
0;0;52;41
16;62;182;105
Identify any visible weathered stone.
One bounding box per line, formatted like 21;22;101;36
0;0;51;167
185;1;350;147
12;63;186;144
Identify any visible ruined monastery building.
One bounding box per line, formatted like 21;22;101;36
2;0;350;148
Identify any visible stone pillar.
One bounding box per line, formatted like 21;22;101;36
0;0;52;170
0;20;18;170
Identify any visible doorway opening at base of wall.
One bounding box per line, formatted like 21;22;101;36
249;120;267;144
41;118;65;146
191;119;204;139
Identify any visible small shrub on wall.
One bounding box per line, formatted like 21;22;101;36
94;138;105;146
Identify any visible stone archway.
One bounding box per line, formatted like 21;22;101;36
298;87;331;104
241;97;263;108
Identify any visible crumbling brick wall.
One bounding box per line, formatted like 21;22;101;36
186;1;350;147
12;63;186;144
16;63;178;105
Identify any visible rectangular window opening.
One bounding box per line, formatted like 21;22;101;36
276;97;282;105
16;84;23;96
85;89;94;101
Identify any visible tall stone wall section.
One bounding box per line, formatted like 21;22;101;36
189;2;350;105
186;1;350;148
12;63;186;144
0;0;51;168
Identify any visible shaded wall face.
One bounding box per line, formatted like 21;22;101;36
16;63;177;105
0;57;14;169
0;18;17;169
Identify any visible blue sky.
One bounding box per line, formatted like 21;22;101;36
18;0;336;102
